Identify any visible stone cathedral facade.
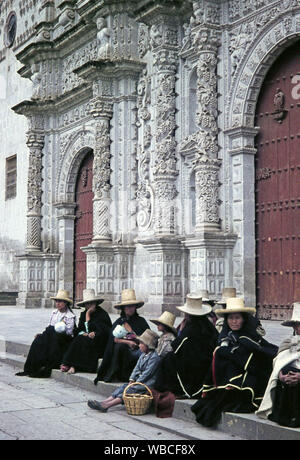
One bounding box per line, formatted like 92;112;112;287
0;0;299;318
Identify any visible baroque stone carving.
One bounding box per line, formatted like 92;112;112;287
195;156;221;231
136;66;153;232
150;21;179;236
26;117;45;251
97;17;111;59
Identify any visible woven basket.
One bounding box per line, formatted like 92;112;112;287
123;382;153;416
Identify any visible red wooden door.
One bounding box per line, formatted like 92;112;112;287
73;151;94;303
255;41;300;320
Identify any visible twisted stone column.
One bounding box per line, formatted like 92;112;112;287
151;23;179;236
90;96;113;244
26;130;45;251
193;27;221;232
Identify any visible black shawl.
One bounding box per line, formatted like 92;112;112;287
94;312;149;384
201;315;278;407
154;316;218;398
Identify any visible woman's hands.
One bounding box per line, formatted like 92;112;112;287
279;370;300;385
114;338;137;349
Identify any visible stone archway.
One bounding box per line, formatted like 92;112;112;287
55;129;95;296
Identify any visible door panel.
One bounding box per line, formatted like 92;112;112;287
73;151;94;303
255;41;300;320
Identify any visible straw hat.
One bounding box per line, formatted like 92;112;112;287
50;289;73;304
150;311;177;335
176;294;212;316
136;329;159;350
216;287;237;305
193;289;216;305
77;288;104;307
281;302;300;327
214;297;256;316
114;288;144;309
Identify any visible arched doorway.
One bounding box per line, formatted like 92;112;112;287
73;150;94;303
255;41;300;320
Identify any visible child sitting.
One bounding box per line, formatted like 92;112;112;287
87;329;160;412
150;311;177;357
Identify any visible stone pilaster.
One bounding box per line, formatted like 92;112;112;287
55;202;77;296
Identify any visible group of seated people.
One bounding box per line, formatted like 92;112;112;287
16;287;300;429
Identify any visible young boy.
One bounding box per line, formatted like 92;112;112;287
87;329;160;412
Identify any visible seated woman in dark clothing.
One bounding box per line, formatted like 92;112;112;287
16;290;76;378
60;289;112;374
154;294;218;399
191;297;278;428
256;301;300;428
94;289;149;384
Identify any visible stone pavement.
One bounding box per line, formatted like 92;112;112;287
0;305;299;440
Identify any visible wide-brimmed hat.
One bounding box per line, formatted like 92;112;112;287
194;289;216;305
77;289;104;307
150;311;177;335
136;329;159;350
50;289;73;304
114;288;144;309
281;302;300;327
214;297;256;316
216;287;237;305
176;294;212;316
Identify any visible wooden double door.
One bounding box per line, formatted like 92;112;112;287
255;41;300;320
73;151;94;303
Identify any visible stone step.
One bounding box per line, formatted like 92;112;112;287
1;342;300;440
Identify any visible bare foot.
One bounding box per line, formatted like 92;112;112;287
67;367;76;374
60;365;69;372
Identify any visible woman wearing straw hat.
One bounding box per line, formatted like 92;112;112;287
256;302;300;427
191;297;278;427
60;289;112;374
88;329;160;412
153;294;218;399
16;290;76;378
94;289;149;384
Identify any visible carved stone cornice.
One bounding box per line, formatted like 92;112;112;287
73;59;145;82
134;0;192;25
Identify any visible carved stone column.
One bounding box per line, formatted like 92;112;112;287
90;95;113;244
26;117;45;252
151;22;179;236
193;26;221;233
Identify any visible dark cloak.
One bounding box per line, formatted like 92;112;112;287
94;312;149;384
154;315;218;398
62;307;112;373
21;326;73;377
191;314;278;427
268;364;300;428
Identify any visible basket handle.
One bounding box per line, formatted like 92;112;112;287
124;381;153;398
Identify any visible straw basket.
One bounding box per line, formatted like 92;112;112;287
123;382;153;416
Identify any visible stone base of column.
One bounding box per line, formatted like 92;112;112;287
138;238;188;316
16;253;60;308
183;233;237;298
81;243;135;312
